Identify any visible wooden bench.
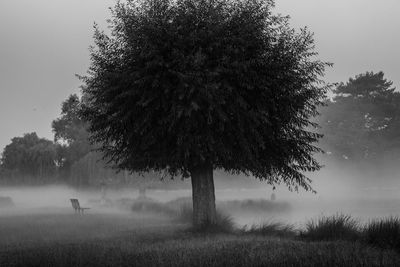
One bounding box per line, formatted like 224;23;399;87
70;199;90;214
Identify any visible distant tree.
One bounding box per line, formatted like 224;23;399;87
318;71;400;162
53;94;164;189
68;151;112;187
80;0;330;227
52;94;89;144
0;133;57;182
52;94;92;181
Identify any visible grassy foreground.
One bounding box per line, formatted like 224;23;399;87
1;210;400;267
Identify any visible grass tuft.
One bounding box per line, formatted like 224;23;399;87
191;212;236;234
131;199;236;233
364;216;400;251
301;214;360;241
176;204;236;233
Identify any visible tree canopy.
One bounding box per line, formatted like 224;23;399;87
50;94;163;188
81;0;329;192
52;94;92;182
318;71;400;163
0;133;57;179
52;94;90;145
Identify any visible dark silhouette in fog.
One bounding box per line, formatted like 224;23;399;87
79;0;329;228
70;198;90;214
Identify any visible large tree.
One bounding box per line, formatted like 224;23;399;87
52;94;164;189
80;0;329;227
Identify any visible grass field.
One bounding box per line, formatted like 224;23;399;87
1;208;400;267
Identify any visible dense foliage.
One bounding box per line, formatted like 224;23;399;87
52;94;130;186
0;133;57;182
81;0;330;191
318;71;400;164
52;94;91;177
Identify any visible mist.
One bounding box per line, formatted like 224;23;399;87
1;159;399;227
1;0;400;265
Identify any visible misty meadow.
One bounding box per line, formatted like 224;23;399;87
1;0;400;266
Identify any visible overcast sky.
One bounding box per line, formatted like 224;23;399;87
0;0;399;151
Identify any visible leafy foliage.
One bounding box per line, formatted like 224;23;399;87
81;0;329;191
52;94;89;145
0;133;57;180
51;94;165;188
52;94;91;174
318;71;400;163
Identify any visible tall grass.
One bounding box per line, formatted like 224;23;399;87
3;210;400;266
301;214;360;241
364;216;400;251
130;197;400;252
2;231;400;267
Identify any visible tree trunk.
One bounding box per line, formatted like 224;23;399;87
190;164;217;228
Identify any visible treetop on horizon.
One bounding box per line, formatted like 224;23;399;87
335;71;395;99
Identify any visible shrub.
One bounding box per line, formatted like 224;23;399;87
301;214;360;241
364;216;400;251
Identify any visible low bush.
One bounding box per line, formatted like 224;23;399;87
175;204;236;233
364;216;400;252
301;214;360;241
131;198;235;233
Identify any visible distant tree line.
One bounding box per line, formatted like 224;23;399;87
0;95;131;187
0;132;57;184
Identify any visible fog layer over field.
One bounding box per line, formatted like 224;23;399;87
1;162;400;228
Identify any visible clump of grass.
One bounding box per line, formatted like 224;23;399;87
176;204;236;233
301;214;360;241
194;212;236;233
213;211;236;233
364;216;400;251
243;221;296;238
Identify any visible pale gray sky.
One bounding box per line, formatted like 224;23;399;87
0;0;399;151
